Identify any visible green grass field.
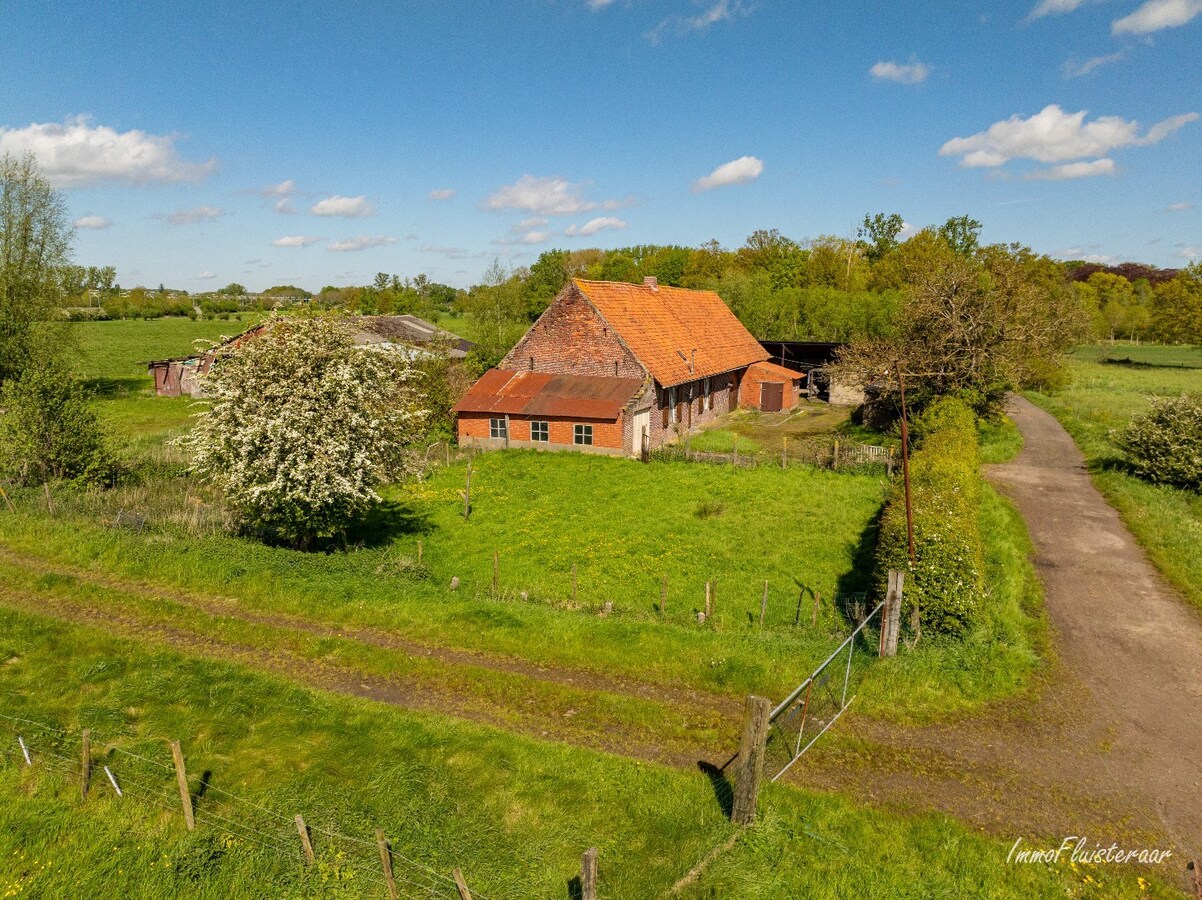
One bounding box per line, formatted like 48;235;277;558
0;320;1079;897
1028;343;1202;612
0;607;1167;899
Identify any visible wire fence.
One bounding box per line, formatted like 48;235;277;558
649;438;895;476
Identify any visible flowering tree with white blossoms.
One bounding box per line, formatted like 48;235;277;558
180;314;426;548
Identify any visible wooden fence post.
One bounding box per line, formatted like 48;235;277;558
760;581;769;628
781;437;787;469
170;740;196;831
462;462;472;520
376;829;399;900
43;482;55;515
832;440;840;470
704;581;713;620
879;570;904;658
80;729;91;800
295;814;315;865
453;868;473;900
731;696;772;825
581;847;599;900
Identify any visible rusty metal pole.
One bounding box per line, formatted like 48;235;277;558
896;363;916;565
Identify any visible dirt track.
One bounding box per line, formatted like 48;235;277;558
799;396;1202;867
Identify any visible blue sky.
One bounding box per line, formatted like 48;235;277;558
1;0;1198;291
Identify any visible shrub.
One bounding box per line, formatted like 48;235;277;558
178;314;427;548
875;398;985;636
0;362;118;485
1119;393;1202;491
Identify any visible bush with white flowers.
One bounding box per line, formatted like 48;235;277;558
180;314;426;547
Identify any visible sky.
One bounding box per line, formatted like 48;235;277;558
1;0;1199;292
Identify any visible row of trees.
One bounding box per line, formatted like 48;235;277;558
1074;266;1202;345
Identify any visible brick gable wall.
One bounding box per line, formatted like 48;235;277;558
500;286;646;381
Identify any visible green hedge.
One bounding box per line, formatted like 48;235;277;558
875;398;985;636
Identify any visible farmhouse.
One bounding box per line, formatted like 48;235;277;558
455;277;803;457
148;315;474;397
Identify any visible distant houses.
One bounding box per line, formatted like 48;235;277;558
454;277;803;457
148;315;474;398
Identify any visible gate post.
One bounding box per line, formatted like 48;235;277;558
879;570;904;657
731;695;772;825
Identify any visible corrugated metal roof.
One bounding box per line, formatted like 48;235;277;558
452;369;644;420
573;279;769;388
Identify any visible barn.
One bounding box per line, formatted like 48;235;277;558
455;277;803;457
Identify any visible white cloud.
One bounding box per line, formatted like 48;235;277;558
1167;202;1193;211
587;0;614;8
870;60;930;84
566;216;628;236
428;188;456;201
421;244;486;260
1062;51;1125;78
484;175;612;216
272;235;322;247
326;235;398;252
1113;0;1202;33
940;105;1198;171
517;230;553;244
691;155;764;192
1178;244;1201;259
261;179;295;197
1024;158;1117;180
310;195;375;217
74;215;111;230
647;0;750;43
0;116;217;188
165;205;223;225
198;271;216;280
1028;0;1094;19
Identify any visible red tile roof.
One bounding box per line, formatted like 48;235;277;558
452;369;644;420
746;360;806;382
573;278;768;388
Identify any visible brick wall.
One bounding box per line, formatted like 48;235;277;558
458;412;625;455
740;368;801;411
646;370;739;448
500;286;646;380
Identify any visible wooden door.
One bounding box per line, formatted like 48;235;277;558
760;382;783;412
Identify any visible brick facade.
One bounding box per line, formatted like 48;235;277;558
740;365;801;412
500;286;645;381
458;412;625;456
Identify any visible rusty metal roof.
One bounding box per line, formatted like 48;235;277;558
453;369;644;420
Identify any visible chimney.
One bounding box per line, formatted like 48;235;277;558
643;276;658;290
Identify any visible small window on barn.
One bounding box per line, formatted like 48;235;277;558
668;387;678;424
574;424;593;446
530;421;549;442
490;418;508;440
703;377;712;411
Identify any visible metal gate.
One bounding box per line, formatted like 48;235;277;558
762;601;884;781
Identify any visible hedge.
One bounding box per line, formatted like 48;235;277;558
875;398;985;637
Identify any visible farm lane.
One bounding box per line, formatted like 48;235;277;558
985;395;1202;856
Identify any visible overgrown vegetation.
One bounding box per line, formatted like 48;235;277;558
1119;392;1202;490
875;398;985;636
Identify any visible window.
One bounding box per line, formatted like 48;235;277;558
703;377;712;411
489;418;507;440
530;420;549;443
668;387;678;424
573;424;593;446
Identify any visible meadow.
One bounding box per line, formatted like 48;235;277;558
0;319;1081;897
1028;343;1202;612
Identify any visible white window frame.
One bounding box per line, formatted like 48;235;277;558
489;418;507;440
668;387;678;424
530;420;549;443
573;423;594;446
703;377;712;411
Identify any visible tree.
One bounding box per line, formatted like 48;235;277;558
179;315;426;548
836;243;1088;415
0;153;73;383
938;215;982;258
217;282;247;296
858;212;905;263
0;361;115;485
